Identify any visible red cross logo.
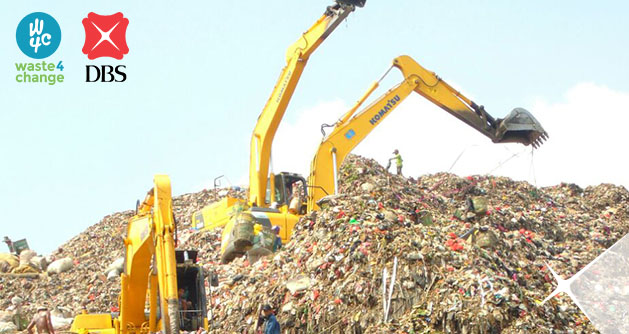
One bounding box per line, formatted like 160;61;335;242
82;12;129;60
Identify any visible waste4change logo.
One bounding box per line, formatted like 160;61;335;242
15;12;65;85
16;12;61;58
82;12;129;82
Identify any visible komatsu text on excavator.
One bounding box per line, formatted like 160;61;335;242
71;175;209;334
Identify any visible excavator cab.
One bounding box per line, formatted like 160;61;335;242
174;250;208;332
266;172;307;214
220;173;307;264
495;108;548;148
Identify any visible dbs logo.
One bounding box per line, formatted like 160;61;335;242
82;12;129;60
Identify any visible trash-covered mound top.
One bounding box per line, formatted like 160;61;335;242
200;155;628;334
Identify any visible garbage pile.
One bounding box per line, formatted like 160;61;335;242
0;249;48;276
189;155;628;334
0;211;131;332
0;187;244;331
2;154;628;334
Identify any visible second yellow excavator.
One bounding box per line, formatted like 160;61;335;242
307;55;548;210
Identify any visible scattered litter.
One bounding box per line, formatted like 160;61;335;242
1;155;627;334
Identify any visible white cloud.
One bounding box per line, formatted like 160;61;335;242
271;100;349;177
530;83;629;188
269;83;628;190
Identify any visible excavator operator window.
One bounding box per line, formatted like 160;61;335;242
265;179;271;205
264;177;286;206
176;265;207;331
282;175;307;214
264;175;307;208
275;175;286;204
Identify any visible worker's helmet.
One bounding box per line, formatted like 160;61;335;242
393;149;399;154
272;226;280;233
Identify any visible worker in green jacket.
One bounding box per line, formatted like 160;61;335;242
389;149;403;176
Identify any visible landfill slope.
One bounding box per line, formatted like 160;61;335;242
0;188;245;318
2;154;628;334
190;155;628;334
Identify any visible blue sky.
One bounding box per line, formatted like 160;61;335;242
1;1;628;255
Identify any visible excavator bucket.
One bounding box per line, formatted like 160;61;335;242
495;108;548;148
336;0;366;7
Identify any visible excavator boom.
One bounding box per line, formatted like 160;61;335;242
307;55;547;210
192;2;366;263
248;2;363;207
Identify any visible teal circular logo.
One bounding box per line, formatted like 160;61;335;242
16;12;61;59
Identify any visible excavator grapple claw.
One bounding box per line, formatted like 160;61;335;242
496;108;548;148
335;0;366;8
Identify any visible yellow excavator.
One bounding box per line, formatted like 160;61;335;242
190;0;367;262
71;175;210;334
307;55;548;210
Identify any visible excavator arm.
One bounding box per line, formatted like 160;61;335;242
307;55;548;211
393;56;547;146
249;1;364;207
120;175;181;334
72;175;189;334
